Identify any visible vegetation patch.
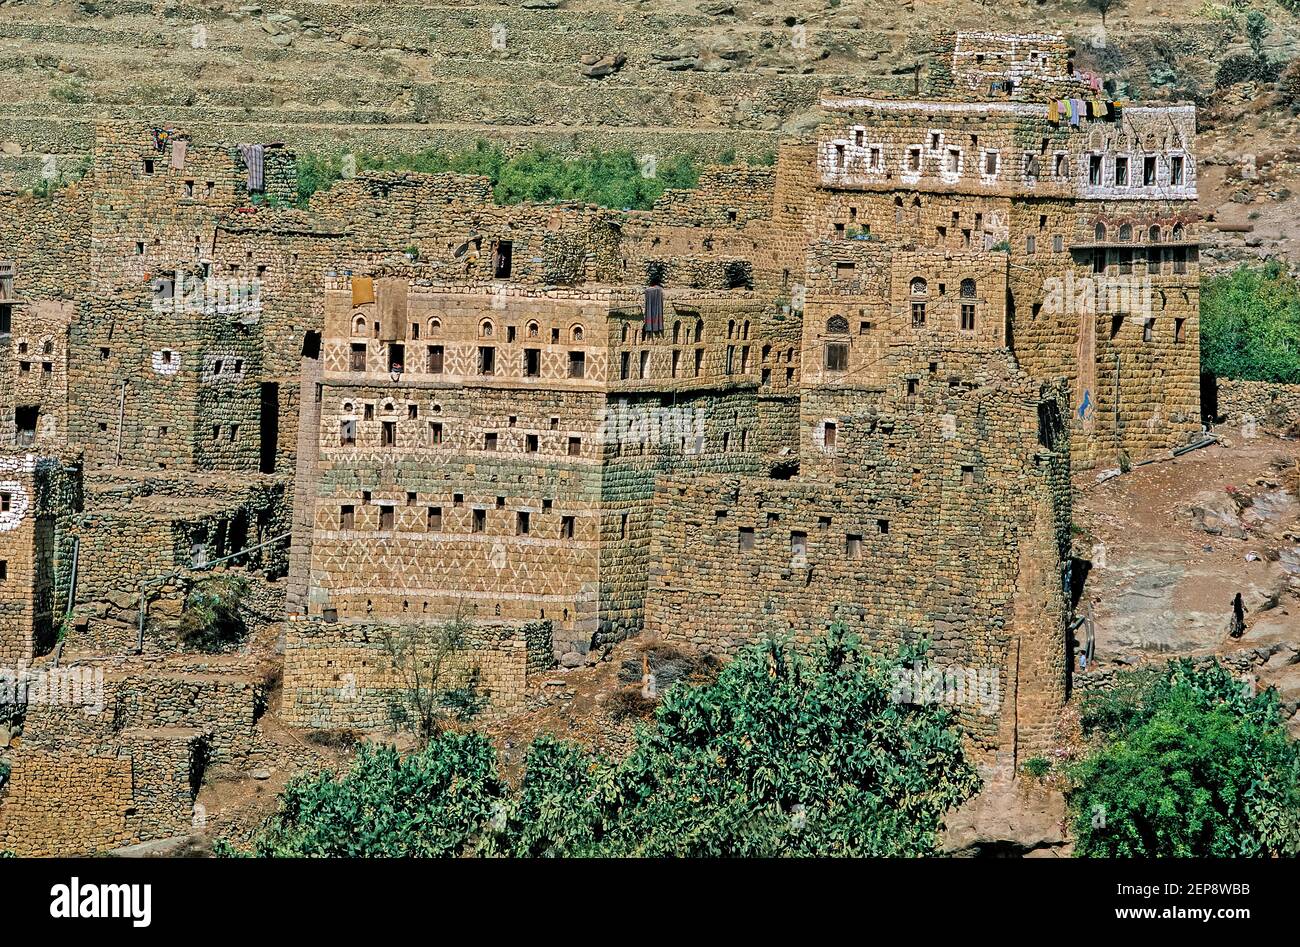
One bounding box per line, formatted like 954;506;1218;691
1066;660;1300;857
1201;262;1300;383
176;574;250;652
295;143;708;209
222;629;981;857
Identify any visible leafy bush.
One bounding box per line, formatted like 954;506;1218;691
1021;756;1051;779
175;574;250;652
1067;660;1300;857
294;153;347;206
486;736;611;858
1201;263;1300;383
1281;58;1300;109
49;79;88;103
1215;52;1283;88
594;631;981;857
231;630;981;857
248;735;506;857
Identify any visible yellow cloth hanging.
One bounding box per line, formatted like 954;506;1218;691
1048;100;1060;123
351;276;375;307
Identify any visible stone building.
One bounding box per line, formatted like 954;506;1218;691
810;31;1201;467
0;31;1203;851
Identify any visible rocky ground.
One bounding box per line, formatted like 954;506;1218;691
1075;422;1300;734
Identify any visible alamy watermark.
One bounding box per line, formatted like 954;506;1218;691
1043;272;1152;318
602;400;706;455
1;662;105;716
891;662;1001;716
151;271;262;317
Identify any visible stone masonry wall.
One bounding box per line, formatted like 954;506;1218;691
280;616;552;730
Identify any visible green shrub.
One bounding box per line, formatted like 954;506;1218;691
1201;263;1300;383
595;631;981;857
176;574;249;652
486;736;612;858
294;153;347;206
1021;756;1051;779
232;629;980;858
1068;660;1300;857
296;144;702;211
1215;52;1282;88
248;734;506;857
49;80;88;104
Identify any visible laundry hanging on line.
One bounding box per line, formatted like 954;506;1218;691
351;276;375;308
643;284;664;334
238;143;264;193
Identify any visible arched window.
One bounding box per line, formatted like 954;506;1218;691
1094;222;1106;241
826;315;850;334
526;321;539;338
727;319;736;339
1118;223;1132;242
427;317;442;335
694;319;704;343
742;320;750;340
672;321;681;344
1172;223;1184;240
571;324;584;342
910;277;928;296
621;324;628;343
352;315;367;336
1148;225;1161;243
960;278;976;298
480;319;494;338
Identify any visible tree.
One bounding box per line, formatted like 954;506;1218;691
1068;660;1300;857
380;613;485;746
1245;10;1269;59
1087;0;1122;26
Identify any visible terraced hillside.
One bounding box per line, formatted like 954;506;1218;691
1;0;1297;194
